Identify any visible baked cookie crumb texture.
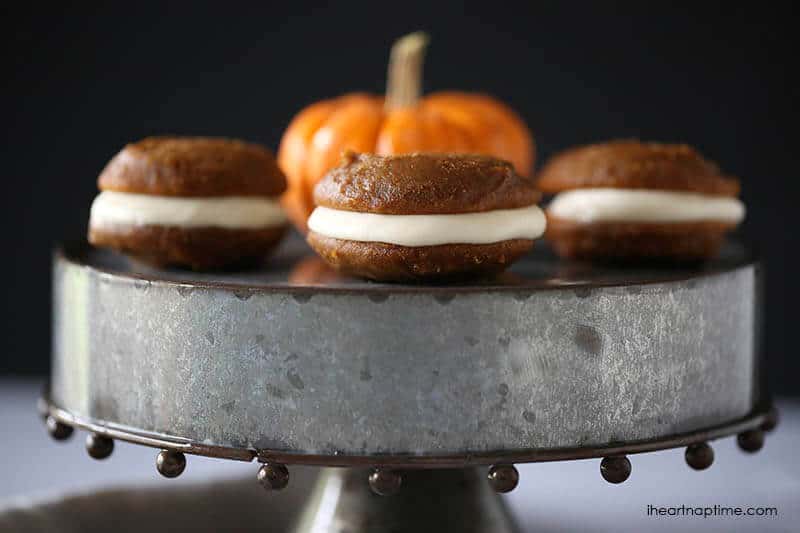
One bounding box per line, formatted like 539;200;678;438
545;217;734;262
98;136;287;197
90;225;287;271
308;232;534;282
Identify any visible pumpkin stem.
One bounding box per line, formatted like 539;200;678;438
385;31;430;110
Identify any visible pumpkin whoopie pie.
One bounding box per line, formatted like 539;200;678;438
88;136;288;270
306;152;546;282
538;140;745;261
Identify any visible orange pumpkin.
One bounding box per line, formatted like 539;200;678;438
278;32;536;232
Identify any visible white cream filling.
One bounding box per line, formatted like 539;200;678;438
307;205;546;246
89;191;287;230
547;188;745;224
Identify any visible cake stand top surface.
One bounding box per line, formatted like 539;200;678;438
61;234;754;293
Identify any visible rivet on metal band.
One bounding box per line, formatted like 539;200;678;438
368;469;403;496
86;433;114;460
685;442;714;470
600;455;631;484
156;449;186;478
257;463;290;491
487;464;519;493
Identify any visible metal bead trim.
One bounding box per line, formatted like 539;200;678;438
600;455;631;484
86;433;114;460
487;464;519;493
46;416;73;441
685;442;714;470
737;430;764;453
368;468;402;496
156;450;186;478
257;462;290;491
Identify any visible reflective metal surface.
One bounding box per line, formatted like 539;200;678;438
39;396;771;466
292;468;518;533
51;237;761;458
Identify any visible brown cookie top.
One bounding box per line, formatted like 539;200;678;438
536;140;739;196
313;152;541;214
98;137;287;197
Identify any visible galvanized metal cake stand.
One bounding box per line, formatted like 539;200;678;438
42;236;776;532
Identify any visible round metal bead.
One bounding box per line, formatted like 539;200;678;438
257;463;290;491
737;430;764;453
156;450;186;478
487;464;519;493
685;442;714;470
86;433;114;460
368;469;402;496
762;407;779;432
45;416;73;441
600;455;631;484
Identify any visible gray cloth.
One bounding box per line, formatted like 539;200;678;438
0;477;309;533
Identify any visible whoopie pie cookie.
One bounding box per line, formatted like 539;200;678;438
537;140;745;261
88;136;288;270
306;152;546;282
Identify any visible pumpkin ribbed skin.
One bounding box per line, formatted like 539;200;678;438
277;92;535;232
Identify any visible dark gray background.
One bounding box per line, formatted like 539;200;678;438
1;2;796;395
